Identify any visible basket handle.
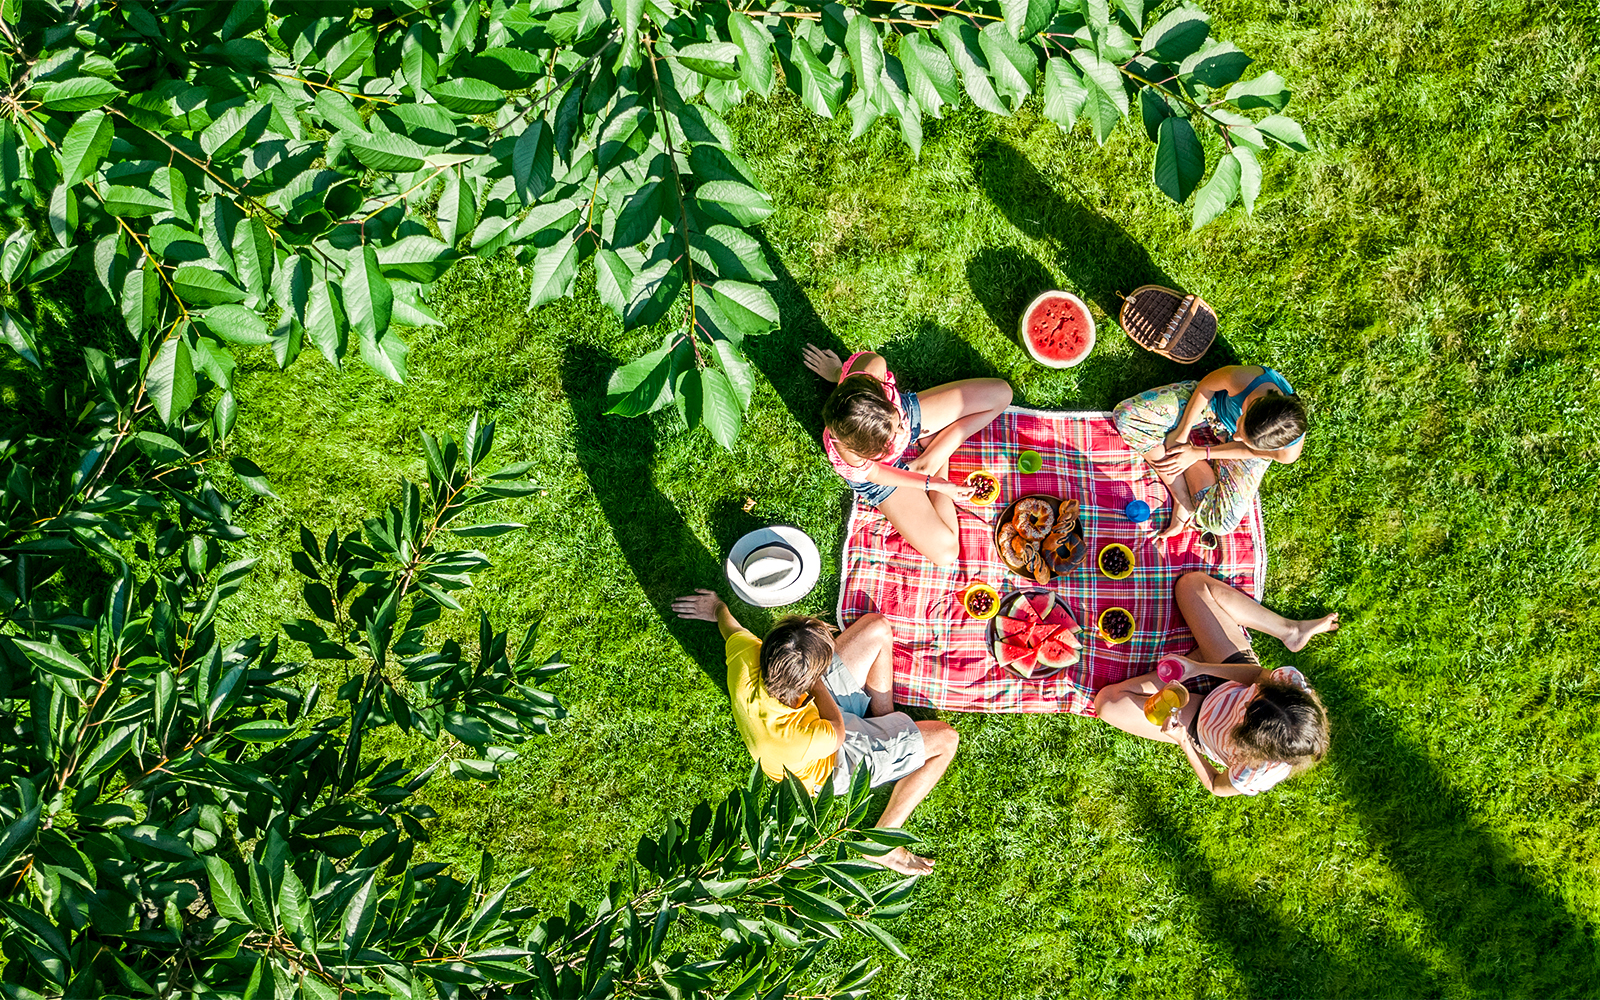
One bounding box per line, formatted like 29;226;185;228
1159;295;1199;349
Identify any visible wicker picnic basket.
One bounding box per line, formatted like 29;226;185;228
1118;285;1217;364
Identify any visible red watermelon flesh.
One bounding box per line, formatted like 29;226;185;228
1028;593;1055;620
1009;594;1039;621
1009;647;1039;676
1022;294;1094;367
1036;636;1079;670
997;616;1033;638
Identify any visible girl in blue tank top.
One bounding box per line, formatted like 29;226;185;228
1112;365;1308;545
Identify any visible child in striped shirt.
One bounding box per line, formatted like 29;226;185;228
1092;571;1337;796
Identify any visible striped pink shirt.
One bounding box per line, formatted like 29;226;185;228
1195;666;1308;795
821;352;912;484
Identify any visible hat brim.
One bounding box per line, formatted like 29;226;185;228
726;526;821;607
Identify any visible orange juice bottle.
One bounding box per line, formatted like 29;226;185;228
1142;683;1190;726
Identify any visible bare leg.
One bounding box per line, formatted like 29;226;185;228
877;485;962;568
1176;571;1339;653
905;378;1013;470
832;613;896;718
874;721;959;875
1145;444;1198;540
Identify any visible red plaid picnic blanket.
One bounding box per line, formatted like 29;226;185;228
835;407;1266;715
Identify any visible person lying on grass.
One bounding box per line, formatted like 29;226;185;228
1113;364;1307;547
804;344;1012;568
1092;572;1338;797
672;589;959;874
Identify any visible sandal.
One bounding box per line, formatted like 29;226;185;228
1197;531;1219;551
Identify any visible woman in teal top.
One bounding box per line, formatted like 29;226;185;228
1113;365;1308;545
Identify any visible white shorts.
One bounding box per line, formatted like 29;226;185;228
821;655;927;794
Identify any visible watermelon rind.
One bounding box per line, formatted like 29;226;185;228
1028;592;1055;620
1036;637;1078;670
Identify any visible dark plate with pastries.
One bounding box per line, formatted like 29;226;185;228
994;494;1089;584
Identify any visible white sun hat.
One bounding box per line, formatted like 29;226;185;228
725;526;822;608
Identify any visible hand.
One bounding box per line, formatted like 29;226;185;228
671;589;725;622
802;344;844;383
1163;427;1190;453
1151;443;1203;478
930;478;978;501
1160;712;1186;738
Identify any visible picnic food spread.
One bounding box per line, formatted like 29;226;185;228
989;591;1083;679
965;470;1001;505
1098;543;1134;579
996;494;1083;585
1098;607;1134;643
1019;290;1096;369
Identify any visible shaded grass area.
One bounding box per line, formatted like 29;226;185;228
222;0;1600;996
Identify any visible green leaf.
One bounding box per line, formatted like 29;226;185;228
48;184;78;246
200;102;271;161
792;36;844;119
697;367;743;449
1226;71;1291;111
14;638;93;680
900;33;959;119
729;13;775;97
938;18;1007;116
304;276;347;365
526;239;579;311
448;523;526;537
428;78;505;115
278;867;314;945
695;181;774;225
851;919;910;959
1140;87;1175;142
1001;0;1058;41
1071;48;1130;116
709;280;779;334
612;179;669;247
594;249;633;320
978;22;1037;107
214;389;237;438
59;110;113;188
512;120;553;204
376;235;459;282
1257;114;1310;151
202;305;270;346
1141;7;1211;61
605;343;675;417
203;857;254;924
0;804;42;876
1233;146;1262;214
349;132;429;173
677;41;742;81
342;245;392;348
229;456;278;498
101;184;168;217
1153;116;1204;204
0;229;32;285
120;260;157;336
313;89;366;134
0;307;41;367
360;331;409;383
173;266;247;305
1042;59;1088;131
846;15;884;99
1191;152;1241;229
231;217;271;307
119;825;195;861
40;76;122;111
1181;41;1253;88
341;874;377;957
146;336;197;426
437;169;477;248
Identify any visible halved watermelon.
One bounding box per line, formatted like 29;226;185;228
1019;291;1096;369
1036;635;1080;670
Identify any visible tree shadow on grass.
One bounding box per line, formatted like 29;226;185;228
1312;671;1600;996
560;343;775;694
970;139;1242;372
741;237;847;444
1126;782;1438;998
879;317;1005;391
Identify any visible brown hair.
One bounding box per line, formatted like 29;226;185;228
1242;393;1307;450
822;373;897;459
759;616;837;705
1231;678;1329;773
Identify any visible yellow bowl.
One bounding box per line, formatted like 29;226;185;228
964;470;1001;506
1097;542;1135;580
961;583;1001;620
1098;606;1134;644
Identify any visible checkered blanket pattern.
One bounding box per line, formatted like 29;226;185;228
835;407;1266;715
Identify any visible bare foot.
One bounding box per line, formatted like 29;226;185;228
874;847;935;876
1284;612;1340;652
802;343;843;382
1154;501;1194;541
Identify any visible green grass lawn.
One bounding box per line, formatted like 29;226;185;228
224;0;1600;995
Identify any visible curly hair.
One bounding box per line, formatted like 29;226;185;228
822;373;898;459
1242;393;1308;450
1231;678;1329;773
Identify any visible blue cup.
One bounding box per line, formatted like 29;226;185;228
1124;500;1151;523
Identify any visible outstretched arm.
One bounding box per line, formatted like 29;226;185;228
672;589;743;639
1162;715;1242;797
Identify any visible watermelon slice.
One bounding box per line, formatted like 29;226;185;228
1036;635;1080;670
1008;594;1038;621
1028;592;1055;620
996;616;1033;639
1019;291;1096;369
1008;647;1039;676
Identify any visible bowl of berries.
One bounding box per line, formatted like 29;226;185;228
1097;606;1135;644
960;582;1001;620
1097;543;1134;580
964;470;1001;506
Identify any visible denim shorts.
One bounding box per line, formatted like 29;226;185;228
820;654;926;794
850;390;923;508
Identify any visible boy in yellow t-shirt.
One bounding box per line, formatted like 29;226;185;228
672;589;959;876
